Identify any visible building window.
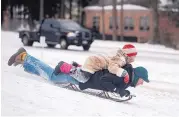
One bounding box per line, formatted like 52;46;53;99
139;16;150;31
92;16;100;31
176;20;179;28
124;16;134;31
109;16;120;30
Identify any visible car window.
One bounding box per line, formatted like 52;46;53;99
44;19;53;24
52;20;61;28
41;19;54;31
58;20;81;30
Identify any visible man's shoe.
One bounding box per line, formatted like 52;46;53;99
8;47;27;66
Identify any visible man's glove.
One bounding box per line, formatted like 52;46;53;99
72;61;81;67
114;89;130;97
120;90;130;97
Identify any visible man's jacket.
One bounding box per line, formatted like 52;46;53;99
79;64;134;94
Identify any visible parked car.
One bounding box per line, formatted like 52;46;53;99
19;19;94;51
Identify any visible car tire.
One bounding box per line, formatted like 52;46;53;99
60;38;68;49
47;44;56;48
83;45;90;51
22;35;33;46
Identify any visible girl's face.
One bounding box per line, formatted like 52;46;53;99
128;56;136;63
136;78;144;86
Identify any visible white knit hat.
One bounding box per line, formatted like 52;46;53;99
122;44;137;57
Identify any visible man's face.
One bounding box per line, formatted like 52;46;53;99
136;78;144;86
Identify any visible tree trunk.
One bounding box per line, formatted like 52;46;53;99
101;0;106;40
120;0;124;41
112;0;117;41
60;0;64;18
78;0;81;23
69;0;72;19
150;0;160;44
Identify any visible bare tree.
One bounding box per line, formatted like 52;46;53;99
112;0;117;40
149;0;160;44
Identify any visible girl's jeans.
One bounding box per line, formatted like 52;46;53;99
23;54;79;85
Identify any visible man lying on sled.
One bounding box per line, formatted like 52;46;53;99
8;47;149;98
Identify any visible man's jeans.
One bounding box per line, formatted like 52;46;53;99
23;54;79;85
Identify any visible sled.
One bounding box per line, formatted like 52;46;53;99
57;83;135;103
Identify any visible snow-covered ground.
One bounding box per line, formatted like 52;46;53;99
1;31;179;116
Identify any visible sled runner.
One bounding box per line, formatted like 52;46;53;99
57;83;135;103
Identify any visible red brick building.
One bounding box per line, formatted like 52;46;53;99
84;4;179;43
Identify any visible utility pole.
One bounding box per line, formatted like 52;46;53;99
112;0;117;41
39;0;44;21
101;0;106;40
120;0;124;41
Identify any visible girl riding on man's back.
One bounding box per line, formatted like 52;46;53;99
54;44;137;83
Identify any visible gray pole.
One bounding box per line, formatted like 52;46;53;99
101;0;106;40
40;0;44;21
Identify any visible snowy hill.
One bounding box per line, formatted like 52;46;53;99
1;31;179;116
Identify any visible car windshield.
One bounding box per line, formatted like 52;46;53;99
59;20;81;30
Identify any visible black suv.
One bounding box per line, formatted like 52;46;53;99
19;19;94;51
